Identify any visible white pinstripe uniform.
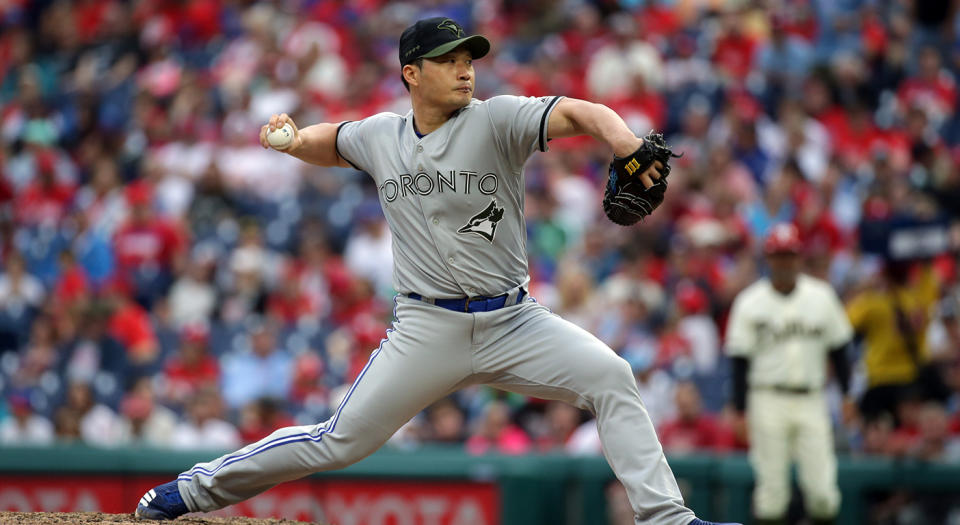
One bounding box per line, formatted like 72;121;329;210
727;274;853;519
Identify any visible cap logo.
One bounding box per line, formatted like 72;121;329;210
437;19;464;38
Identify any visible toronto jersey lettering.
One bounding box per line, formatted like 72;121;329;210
335;95;564;298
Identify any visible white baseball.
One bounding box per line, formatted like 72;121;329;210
267;122;294;150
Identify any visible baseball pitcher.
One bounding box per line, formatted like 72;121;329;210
726;224;854;525
136;18;734;525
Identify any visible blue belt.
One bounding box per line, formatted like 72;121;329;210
407;288;526;313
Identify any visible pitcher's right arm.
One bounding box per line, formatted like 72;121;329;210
260;113;351;168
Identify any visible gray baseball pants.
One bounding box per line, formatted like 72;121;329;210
177;295;695;525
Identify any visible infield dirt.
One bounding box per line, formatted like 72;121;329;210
0;512;324;524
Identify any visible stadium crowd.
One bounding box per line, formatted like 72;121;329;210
2;0;960;488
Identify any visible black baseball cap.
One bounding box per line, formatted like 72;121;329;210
399;17;490;66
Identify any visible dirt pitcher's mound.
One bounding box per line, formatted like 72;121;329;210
0;512;323;524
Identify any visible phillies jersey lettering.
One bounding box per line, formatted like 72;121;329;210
752;320;826;345
336;95;563;298
726;274;853;390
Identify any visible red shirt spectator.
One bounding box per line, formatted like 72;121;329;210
898;47;957;119
73;0;113;43
113;182;185;273
164;324;219;405
608;86;667;132
659;382;736;453
238;399;295;443
793;189;846;255
105;280;159;364
267;265;317;325
15;152;74;227
820;106;886;169
53;252;90;305
712;24;756;83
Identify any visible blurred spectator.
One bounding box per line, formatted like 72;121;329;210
166;247;218;329
221;320;293;410
73;156;128;236
0;392;54;445
711;8;757;86
52;406;83;443
0;252;44;352
911;402;960;462
898;47;956;128
163;322;219;407
61;302;127;399
218;222;274;325
658;382;736;454
847;262;943;422
52;250;91;308
14;149;75;228
756;15;814;101
238;397;294;443
536;401;584;452
673;280;719;374
9;314;58;391
343;206;393;297
103;278;160;370
550;260;598;330
186;162;236;240
117;376;177;447
61;380;122;447
171;387;240;450
267;263;317;327
586;13;662;103
625;348;676;429
425;397;467;445
289;351;327;421
466;401;531;455
112;181;186;308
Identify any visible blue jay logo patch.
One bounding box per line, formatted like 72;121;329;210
458;200;504;242
438;19;465;38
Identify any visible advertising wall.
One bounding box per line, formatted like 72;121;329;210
0;475;500;525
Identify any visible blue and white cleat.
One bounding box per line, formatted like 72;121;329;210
688;519;744;525
135;480;189;520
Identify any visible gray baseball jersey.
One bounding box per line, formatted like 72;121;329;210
169;95;698;525
335;95;562;298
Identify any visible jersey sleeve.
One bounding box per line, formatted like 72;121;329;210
485;95;565;167
335;118;376;172
725;292;756;357
823;286;854;348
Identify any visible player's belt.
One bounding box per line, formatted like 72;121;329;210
755;384;815;395
406;287;527;313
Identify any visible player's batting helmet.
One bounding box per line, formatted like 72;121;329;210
763;223;802;255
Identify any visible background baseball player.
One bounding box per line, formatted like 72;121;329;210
726;223;854;525
134;17;735;525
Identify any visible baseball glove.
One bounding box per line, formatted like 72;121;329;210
603;132;681;226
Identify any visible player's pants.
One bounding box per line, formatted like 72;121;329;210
177;296;695;525
747;389;840;520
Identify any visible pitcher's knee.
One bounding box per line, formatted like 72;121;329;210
590;354;635;387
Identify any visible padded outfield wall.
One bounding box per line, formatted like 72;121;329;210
0;445;958;524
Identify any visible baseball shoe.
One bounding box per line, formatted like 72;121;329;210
688;519;743;525
134;480;188;520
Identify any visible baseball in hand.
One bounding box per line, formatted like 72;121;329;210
267;123;294;150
